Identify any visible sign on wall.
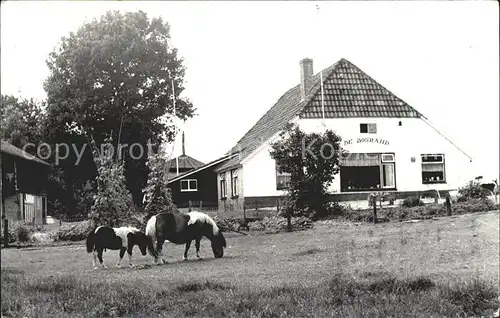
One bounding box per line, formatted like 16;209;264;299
343;137;390;146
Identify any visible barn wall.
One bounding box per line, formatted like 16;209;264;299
218;167;245;215
168;168;219;208
3;194;20;223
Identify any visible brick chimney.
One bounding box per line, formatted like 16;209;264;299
300;58;314;101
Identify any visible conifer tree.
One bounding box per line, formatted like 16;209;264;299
88;137;135;227
142;146;177;224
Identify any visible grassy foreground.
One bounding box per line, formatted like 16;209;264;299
1;211;499;317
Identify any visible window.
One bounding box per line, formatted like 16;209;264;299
180;179;198;192
276;163;291;190
381;163;395;188
340;153;396;191
360;123;377;134
231;169;239;197
219;174;227;199
421;154;446;183
381;153;395;162
25;194;35;204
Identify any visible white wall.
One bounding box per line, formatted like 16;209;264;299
243;142;288;197
242;117;473;197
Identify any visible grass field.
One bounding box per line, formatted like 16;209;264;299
1;211;499;317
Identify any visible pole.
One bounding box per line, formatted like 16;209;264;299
0;151;4;219
445;195;452;216
3;219;8;247
172;79;179;176
316;4;326;124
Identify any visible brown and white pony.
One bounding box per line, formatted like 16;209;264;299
145;211;226;264
86;226;156;269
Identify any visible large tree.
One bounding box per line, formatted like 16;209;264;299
1;95;46;151
43;10;195;207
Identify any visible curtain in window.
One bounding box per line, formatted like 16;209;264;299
382;163;395;188
340;153;380;166
421;163;444;172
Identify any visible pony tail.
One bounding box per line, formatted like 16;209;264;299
145;215;157;255
86;229;96;253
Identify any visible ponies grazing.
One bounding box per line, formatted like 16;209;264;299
145;211;226;264
86;226;156;269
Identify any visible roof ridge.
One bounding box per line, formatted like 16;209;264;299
226;60;343;155
227;83;301;155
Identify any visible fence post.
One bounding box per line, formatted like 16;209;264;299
3;218;8;248
199;201;203;211
372;196;377;224
445;195;452;216
188;200;192;212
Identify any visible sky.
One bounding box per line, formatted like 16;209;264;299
1;1;499;182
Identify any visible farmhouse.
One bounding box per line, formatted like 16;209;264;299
1;140;50;225
214;58;473;213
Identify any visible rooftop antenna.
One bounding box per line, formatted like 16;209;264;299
182;131;185;156
316;4;327;129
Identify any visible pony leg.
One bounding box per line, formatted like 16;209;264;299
97;249;107;269
183;241;192;261
195;239;202;260
116;247;126;268
127;245;134;268
92;251;99;270
157;238;167;264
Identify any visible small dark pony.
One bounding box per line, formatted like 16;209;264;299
86;226;156;269
145;211;226;264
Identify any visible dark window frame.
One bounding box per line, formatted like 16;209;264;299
360;123;377;134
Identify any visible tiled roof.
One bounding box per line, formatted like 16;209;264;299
215;58;421;172
0;140;50;166
167;155;205;170
301;59;421;118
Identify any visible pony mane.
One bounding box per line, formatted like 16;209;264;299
187;211;219;235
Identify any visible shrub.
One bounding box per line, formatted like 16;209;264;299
459;180;491;200
401;197;424;208
247;216;313;233
13;223;31;242
54;220;94;241
29;232;57;245
452;198;496;215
